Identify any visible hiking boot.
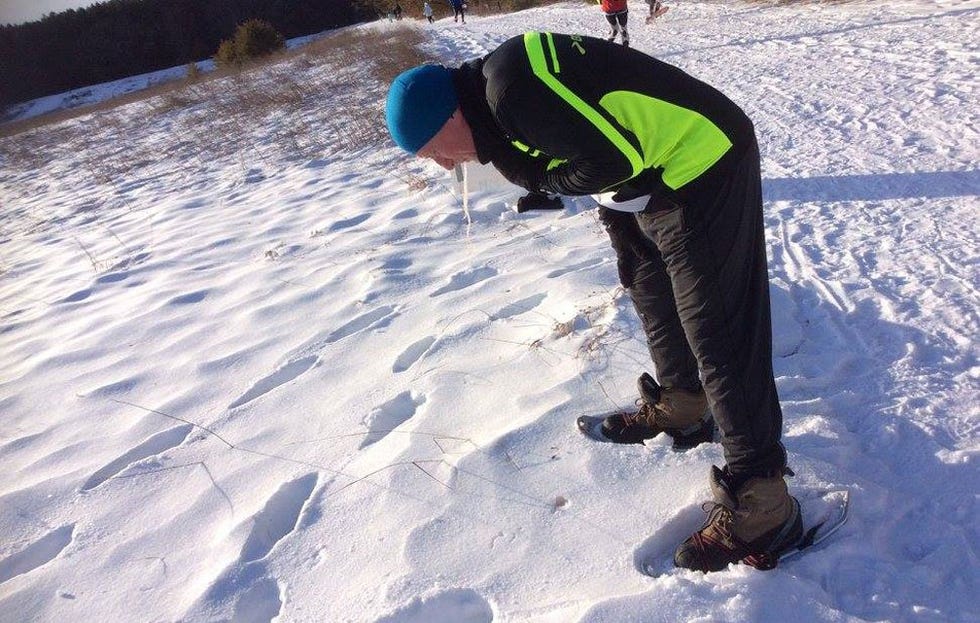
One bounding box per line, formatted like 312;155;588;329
576;373;716;450
674;466;803;572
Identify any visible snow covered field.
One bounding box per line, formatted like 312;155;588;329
1;1;978;621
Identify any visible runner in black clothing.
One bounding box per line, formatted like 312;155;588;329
385;32;802;572
450;0;466;23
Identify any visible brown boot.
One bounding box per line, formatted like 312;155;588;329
674;466;802;572
577;373;715;448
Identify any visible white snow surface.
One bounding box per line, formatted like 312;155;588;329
1;1;979;621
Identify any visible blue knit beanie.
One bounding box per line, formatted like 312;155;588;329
386;65;458;154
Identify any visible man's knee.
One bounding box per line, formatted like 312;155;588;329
600;208;657;289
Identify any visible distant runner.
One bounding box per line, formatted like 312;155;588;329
597;0;630;47
646;0;669;24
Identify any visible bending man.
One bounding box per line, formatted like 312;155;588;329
384;32;800;572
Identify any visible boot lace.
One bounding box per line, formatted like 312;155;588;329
620;399;664;428
702;502;738;540
693;502;780;571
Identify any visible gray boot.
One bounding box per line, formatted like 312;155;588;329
674;466;802;571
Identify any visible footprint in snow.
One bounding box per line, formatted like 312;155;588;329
374;588;493;623
238;473;319;563
328;213;371;232
380;256;412;272
86;375;142;397
167;290;209;305
227;307;398;408
546;257;603;279
189;559;283;623
392;336;437;373
0;430;47;455
490;293;547;321
231;577;283;623
0;524;75;584
392;207;418;219
186;475;315;623
244;168;265;184
95;272;128;284
80;424;194;491
228;356;319;409
59;288;92;303
305;158;331;169
323;305;398;344
359;391;426;449
178;197;209;211
429;266;498;298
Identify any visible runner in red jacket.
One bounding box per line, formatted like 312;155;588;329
598;0;630;47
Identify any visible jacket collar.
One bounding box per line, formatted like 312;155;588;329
451;61;512;166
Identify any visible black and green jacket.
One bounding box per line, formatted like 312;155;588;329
451;32;755;201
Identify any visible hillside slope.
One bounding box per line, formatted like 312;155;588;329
0;2;977;622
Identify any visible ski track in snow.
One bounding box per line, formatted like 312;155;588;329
0;1;977;622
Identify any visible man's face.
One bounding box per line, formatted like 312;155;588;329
416;111;478;170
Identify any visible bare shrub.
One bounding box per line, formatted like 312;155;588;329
215;20;287;68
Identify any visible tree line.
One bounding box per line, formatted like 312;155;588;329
0;0;373;109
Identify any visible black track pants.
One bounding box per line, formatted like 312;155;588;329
600;139;786;476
